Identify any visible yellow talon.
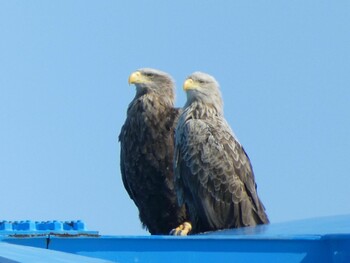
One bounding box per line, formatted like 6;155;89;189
170;222;192;236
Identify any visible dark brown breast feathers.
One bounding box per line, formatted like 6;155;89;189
119;95;187;234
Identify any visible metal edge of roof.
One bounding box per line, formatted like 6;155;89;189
0;242;112;263
1;215;350;263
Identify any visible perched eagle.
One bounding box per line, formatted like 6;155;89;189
173;72;269;235
119;68;187;235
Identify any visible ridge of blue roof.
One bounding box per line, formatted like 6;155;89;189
203;214;350;239
1;215;350;263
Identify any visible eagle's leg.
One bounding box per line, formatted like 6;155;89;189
169;221;192;236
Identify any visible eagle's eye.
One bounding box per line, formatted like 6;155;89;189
143;72;154;77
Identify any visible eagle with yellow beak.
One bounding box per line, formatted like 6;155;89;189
173;72;269;235
119;68;188;235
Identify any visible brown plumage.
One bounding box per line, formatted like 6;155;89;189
174;72;269;234
119;68;187;235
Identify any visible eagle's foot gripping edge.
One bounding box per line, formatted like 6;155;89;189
169;222;192;236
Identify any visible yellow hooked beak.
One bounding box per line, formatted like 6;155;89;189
128;71;147;85
183;79;197;91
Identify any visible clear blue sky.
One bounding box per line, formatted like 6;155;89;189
0;1;349;235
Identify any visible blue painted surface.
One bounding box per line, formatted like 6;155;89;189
0;242;111;262
1;215;350;262
0;220;98;236
205;214;350;237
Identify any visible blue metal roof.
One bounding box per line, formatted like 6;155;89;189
0;242;110;262
205;213;350;237
0;220;98;236
1;215;350;262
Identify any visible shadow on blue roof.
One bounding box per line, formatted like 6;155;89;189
1;215;350;262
